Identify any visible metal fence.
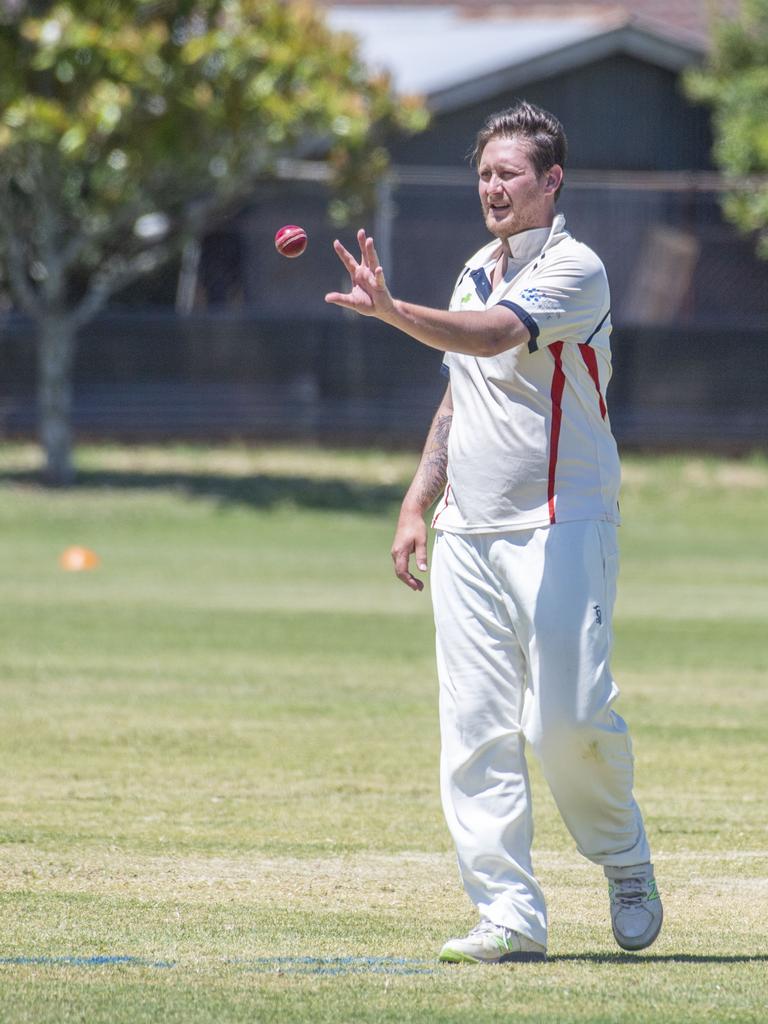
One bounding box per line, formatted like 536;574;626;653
1;168;767;449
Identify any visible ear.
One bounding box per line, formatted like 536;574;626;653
544;165;564;195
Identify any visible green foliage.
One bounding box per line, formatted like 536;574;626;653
685;0;768;256
0;0;428;312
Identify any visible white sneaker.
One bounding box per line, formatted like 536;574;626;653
605;862;663;951
439;920;546;964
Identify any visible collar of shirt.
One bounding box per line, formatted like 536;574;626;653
507;224;552;264
464;213;569;273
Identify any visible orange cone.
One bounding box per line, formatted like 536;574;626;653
59;546;101;571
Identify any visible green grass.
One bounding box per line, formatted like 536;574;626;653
0;444;766;1022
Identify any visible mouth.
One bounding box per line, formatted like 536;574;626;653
487;202;511;216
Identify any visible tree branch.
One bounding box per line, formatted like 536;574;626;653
0;191;44;318
70;244;171;328
26;153;69;305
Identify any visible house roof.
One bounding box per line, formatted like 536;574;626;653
321;1;740;48
324;4;709;112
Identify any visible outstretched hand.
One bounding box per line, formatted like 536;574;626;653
324;229;396;319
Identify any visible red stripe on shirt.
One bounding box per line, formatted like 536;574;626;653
578;343;607;420
547;342;566;524
432;483;452;527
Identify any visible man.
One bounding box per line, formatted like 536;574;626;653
325;100;662;964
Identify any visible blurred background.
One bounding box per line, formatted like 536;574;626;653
1;6;766;1015
1;0;766;466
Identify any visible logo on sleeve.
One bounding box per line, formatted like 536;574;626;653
521;287;558;308
520;287;561;318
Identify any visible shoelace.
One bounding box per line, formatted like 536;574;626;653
469;920;508;938
613;876;647;908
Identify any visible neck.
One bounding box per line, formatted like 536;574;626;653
500;215;554;250
497;222;552;261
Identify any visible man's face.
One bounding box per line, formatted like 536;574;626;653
477;136;560;240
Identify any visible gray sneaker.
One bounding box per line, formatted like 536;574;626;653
439;920;546;964
605;862;663;951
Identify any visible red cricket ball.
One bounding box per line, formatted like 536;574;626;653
274;224;308;258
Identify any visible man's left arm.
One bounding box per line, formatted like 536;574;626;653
325;229;532;356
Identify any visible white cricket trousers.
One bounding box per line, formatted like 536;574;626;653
431;521;650;947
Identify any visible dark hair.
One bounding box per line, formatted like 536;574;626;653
471;100;567;199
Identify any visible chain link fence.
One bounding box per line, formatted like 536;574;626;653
1;168;767;449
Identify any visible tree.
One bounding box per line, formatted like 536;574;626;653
685;0;768;257
0;0;427;484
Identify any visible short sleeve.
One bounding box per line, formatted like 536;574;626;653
496;249;610;352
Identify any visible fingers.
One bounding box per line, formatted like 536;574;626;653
333;238;359;275
415;537;428;573
365;240;386;291
333;235;380;285
391;539;426;592
328;231;386;314
395;560;424;592
324;291;353;307
367;236;382;276
334;230;384;287
357;229;383;276
357;228;372;269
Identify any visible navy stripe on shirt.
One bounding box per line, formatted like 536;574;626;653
583;308;611;346
469;267;492;304
496;299;541;352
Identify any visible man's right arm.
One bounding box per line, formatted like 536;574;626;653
391;383;453;592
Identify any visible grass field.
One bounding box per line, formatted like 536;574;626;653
0;443;766;1023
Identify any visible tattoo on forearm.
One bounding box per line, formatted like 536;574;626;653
415;413;452;508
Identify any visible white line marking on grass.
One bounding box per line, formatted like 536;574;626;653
0;955;438;975
229;957;437;975
0;955;175;969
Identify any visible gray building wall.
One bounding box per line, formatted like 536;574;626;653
389;54;714;171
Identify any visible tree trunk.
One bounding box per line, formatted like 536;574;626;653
37;316;77;486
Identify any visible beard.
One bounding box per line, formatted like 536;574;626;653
483;204;544;240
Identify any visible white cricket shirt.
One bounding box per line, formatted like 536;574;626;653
432;213;621;533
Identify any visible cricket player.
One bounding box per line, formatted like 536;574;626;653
325;101;662;963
